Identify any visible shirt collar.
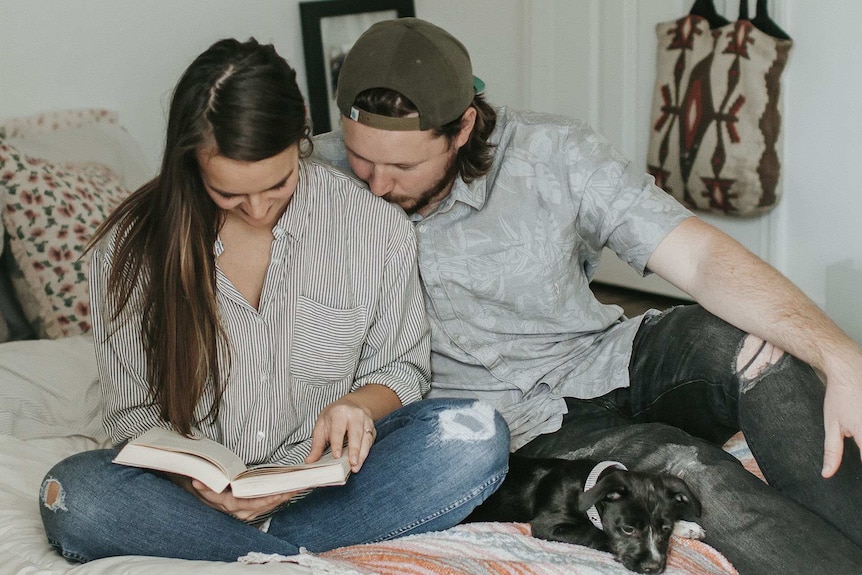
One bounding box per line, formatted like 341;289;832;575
431;109;506;215
408;176;486;222
275;158;311;242
448;175;488;211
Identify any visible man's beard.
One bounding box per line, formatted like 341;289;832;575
389;150;460;216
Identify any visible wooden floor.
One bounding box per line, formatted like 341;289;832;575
591;282;690;317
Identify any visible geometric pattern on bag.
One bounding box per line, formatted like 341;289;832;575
647;0;792;217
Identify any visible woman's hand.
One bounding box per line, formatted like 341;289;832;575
307;395;377;473
169;474;298;522
306;384;402;473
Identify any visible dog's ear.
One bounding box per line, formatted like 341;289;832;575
577;472;627;512
663;476;702;519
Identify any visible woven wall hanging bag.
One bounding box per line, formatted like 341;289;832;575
647;0;792;217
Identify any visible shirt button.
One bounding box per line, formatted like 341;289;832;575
256;430;266;441
457;335;468;345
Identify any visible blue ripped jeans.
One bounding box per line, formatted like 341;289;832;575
518;305;862;575
40;398;509;563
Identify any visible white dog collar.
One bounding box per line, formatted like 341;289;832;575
584;460;628;531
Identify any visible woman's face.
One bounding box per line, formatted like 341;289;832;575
197;144;300;230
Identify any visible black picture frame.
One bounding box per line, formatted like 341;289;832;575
300;0;415;134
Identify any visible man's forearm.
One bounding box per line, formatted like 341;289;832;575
647;217;860;374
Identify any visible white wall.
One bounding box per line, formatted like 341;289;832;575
1;0;860;337
0;0;526;171
780;2;862;324
0;0;308;171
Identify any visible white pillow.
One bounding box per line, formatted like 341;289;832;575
0;335;106;442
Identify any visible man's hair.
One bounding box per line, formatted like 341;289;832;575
88;38;311;435
352;88;497;184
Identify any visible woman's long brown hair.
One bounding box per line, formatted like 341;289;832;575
88;38;311;435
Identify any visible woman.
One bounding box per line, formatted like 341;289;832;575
39;38;509;563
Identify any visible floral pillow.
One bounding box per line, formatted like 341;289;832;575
0;140;131;338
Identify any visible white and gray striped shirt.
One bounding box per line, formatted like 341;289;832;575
90;159;430;466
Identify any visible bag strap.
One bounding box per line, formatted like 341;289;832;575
690;0;790;40
689;0;730;29
751;0;791;40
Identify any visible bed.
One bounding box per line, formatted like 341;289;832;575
0;109;747;575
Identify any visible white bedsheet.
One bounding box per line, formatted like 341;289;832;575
0;336;309;575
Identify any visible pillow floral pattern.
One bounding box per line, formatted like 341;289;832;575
0;140;130;338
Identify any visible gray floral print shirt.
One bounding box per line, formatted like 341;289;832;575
314;107;692;449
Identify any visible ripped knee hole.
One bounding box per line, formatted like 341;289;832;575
438;402;498;442
41;478;68;511
736;335;785;381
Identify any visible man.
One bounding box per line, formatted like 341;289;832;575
313;17;862;573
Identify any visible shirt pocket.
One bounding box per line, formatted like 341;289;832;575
291;296;367;381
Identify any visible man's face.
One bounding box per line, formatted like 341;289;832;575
341;115;466;217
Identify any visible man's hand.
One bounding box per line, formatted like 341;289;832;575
821;350;862;477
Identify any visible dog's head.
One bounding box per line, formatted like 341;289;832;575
578;470;701;574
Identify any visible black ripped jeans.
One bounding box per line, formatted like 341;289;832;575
518;305;862;575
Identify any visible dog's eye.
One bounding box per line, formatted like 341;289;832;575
620;525;636;536
661;523;673;532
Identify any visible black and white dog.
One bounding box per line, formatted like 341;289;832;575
465;454;705;574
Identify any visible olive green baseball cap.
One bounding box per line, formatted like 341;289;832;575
336;18;484;131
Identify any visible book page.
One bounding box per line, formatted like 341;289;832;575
231;453;351;498
112;428;248;491
242;450;347;475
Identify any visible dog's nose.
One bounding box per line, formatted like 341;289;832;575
639;562;665;574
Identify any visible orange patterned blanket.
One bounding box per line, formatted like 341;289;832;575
244;522;737;574
317;522;738;575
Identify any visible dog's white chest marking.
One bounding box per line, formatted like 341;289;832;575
673;520;706;540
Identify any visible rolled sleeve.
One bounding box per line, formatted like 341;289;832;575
571;128;693;275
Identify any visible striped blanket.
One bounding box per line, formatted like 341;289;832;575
244;522;737;575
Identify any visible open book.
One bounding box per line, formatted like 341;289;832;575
112;427;351;498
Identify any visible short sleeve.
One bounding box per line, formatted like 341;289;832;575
568;124;692;275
